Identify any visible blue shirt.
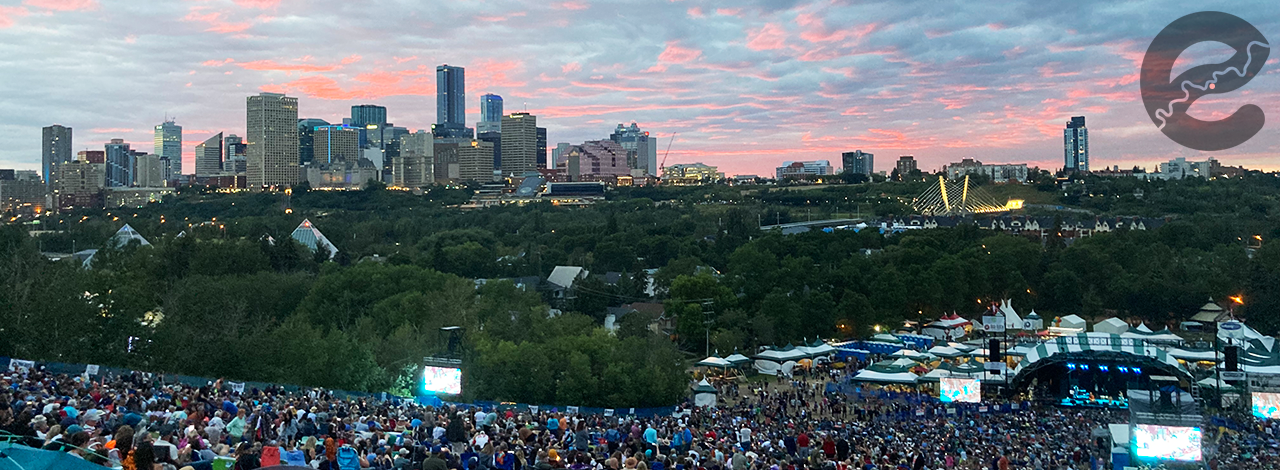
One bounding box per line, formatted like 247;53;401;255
547;418;559;430
644;427;657;444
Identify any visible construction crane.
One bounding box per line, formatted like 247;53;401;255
659;132;676;175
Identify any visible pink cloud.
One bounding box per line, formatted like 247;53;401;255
232;0;281;8
477;11;527;22
470;59;527;89
562;62;581;73
796;13;878;44
715;8;743;17
22;0;97;11
262;76;366;100
1037;62;1080;78
746;23;787;51
658;41;701;63
687;7;703;18
554;1;589;10
236;59;338;73
0;6;29;28
183;9;252;34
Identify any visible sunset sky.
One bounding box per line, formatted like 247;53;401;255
1;0;1277;176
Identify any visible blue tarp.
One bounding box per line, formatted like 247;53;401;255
0;442;106;470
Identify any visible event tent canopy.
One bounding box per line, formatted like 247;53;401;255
927;346;966;358
754;348;809;362
1057;315;1087;330
1094;318;1130;335
695;356;733;368
724;352;752;365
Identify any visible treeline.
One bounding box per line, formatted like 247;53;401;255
0;226;685;408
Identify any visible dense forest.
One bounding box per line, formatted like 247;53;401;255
5;173;1280;406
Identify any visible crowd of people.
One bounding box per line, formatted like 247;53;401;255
2;362;1278;470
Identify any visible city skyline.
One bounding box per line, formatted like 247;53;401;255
1;1;1278;177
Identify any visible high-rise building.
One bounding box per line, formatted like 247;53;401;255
558;140;631;181
246;92;300;188
77;150;105;164
42;125;72;189
457;140;496;182
297;118;330;166
895;156;918;178
134;154;166;187
609;123;658;176
477;130;501;172
224;135;247;174
478;94;503;134
399;130;435;184
154;119;182;179
499;113;538;175
944;158;1029;183
313;125;360;165
552;143;571;167
536;127;548;170
54;160;105;210
105;139;134;187
842;150;874;176
350;105;387;128
194;132;224;177
434;65;473;142
0;170;46;214
1064;116;1089;172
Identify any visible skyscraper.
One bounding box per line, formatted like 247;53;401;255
478;94;503;134
134;154;166;187
536;127;547;170
195;132;224;177
500;113;538;175
42;124;72;189
841;150;874;176
154;119;182;179
105;139;134;187
1064;116;1089;172
457;140;496;182
350;105;388;128
224;135;247;174
434;65;473;142
246;92;300;188
297;118;330;166
313;125;360;165
609;123;657;175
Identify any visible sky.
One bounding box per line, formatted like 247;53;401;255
1;0;1278;177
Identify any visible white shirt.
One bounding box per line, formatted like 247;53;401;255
738;427;751;443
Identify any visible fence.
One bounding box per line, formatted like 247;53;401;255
2;357;683;418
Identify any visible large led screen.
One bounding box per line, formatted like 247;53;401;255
939;378;980;403
422;366;463;395
1132;425;1201;462
1252;392;1280;419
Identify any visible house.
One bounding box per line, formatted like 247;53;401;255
547;266;589;299
1190;301;1231;324
603;302;668;334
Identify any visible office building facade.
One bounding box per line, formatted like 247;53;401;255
609;123;658;176
154;120;182;180
775;160;834;179
943;158;1029;183
500;113;538;175
457;140;496;182
478;94;503;134
313;126;361;165
1064;116;1089;172
537;127;548;170
246;92;300;188
42;124;72;189
558;140;631;181
895;155;918;177
134;154;166;187
350;105;387;128
434;65;473;141
105;139;134;187
224;135;247;173
842;150;873;176
194;132;224;177
54;160;106;210
297;118;330;166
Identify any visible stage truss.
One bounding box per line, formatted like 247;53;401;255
912;175;1023;216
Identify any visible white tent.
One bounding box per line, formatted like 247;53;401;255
695;356;733;368
890;350;935;361
1136;322;1154;333
1057;314;1087;330
693;379;718;407
1093;317;1130;335
998;299;1024;330
927;346;965;358
852;369;919;384
724;353;751;366
755;348;809;362
753;359;797;377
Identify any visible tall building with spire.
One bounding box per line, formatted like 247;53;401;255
154;119;182;180
246;92;300;188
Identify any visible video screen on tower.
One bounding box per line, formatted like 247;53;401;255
1132;425;1202;462
422;366;463;395
939;378;981;403
1252;392;1280;419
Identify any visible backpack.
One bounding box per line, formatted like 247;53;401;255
338;445;361;470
